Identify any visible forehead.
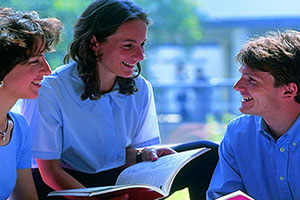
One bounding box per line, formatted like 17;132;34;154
29;37;46;56
108;19;147;42
239;66;271;80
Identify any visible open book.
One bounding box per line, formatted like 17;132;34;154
216;190;255;200
48;147;210;200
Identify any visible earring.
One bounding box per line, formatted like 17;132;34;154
0;81;4;88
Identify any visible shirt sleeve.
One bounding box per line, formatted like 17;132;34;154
206;123;245;199
131;79;161;148
15;115;32;169
21;83;63;160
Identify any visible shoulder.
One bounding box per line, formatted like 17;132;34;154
8;112;29;139
224;114;260;142
9;112;28;128
43;62;77;86
225;115;260;139
228;114;259;129
135;75;153;93
40;62;83;98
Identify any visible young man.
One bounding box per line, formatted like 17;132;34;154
207;30;300;200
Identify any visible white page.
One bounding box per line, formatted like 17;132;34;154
116;148;210;195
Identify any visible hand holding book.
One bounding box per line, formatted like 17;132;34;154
49;148;210;200
139;147;177;162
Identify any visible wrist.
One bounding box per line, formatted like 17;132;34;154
135;148;145;163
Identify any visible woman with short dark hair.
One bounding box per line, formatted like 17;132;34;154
0;7;62;199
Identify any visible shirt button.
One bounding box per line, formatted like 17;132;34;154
280;147;285;152
292;142;297;146
280;176;284;181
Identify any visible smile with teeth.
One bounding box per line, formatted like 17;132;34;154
32;81;41;86
122;61;135;67
242;96;253;102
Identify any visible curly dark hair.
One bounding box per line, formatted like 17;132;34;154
236;30;300;104
64;0;150;100
0;8;63;81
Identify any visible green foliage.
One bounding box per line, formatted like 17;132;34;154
204;112;237;142
2;0;203;69
133;0;203;47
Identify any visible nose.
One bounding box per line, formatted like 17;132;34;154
40;58;52;76
134;47;145;62
233;77;244;91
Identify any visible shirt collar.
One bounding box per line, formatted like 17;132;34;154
258;114;300;145
60;62;127;107
283;114;300;146
258;117;273;141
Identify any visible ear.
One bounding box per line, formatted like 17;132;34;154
282;82;298;99
90;35;99;51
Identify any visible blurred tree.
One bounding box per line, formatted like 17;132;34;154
133;0;203;47
2;0;203;69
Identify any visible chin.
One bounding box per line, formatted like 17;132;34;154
239;108;249;114
25;93;39;99
119;73;134;78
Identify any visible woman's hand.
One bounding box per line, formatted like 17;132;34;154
125;146;177;167
141;147;177;162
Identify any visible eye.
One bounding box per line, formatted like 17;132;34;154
29;59;39;64
123;43;133;49
248;77;257;84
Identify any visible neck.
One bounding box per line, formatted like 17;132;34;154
97;63;117;94
0;90;18;123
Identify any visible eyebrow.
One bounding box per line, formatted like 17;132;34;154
239;66;263;79
122;39;147;43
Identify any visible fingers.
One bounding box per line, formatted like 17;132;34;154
142;147;177;162
142;148;158;162
156;148;177;157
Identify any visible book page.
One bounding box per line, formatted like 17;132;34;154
116;147;210;196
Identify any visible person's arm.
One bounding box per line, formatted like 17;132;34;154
37;159;85;191
37;159;129;200
10;168;38;200
206;126;245;200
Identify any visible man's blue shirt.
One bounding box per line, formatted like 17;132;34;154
207;114;300;200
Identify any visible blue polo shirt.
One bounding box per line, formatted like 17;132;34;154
207;114;300;200
0;112;31;199
21;62;160;173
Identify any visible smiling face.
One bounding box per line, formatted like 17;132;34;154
233;66;285;117
2;38;51;100
95;19;147;81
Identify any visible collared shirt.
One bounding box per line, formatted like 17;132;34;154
21;62;160;173
0;112;32;199
207;114;300;200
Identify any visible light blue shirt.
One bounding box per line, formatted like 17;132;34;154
0;112;32;199
207;114;300;200
21;62;160;173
